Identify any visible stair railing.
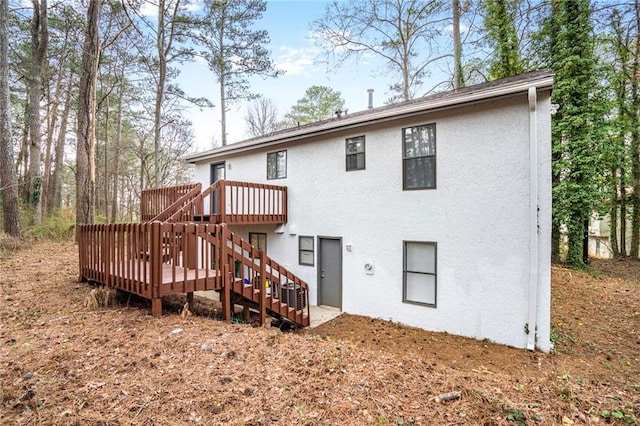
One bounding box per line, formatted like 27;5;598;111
148;183;202;222
140;183;201;221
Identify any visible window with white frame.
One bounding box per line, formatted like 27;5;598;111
403;123;436;190
299;236;314;266
267;150;287;179
346;136;365;171
403;241;437;306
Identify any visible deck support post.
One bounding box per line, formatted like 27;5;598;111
187;292;194;310
222;263;232;321
258;251;266;326
151;298;162;316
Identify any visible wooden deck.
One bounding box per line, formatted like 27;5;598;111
83;261;222;295
78;221;310;327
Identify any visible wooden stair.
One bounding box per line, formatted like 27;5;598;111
79;181;307;327
78;221;310;328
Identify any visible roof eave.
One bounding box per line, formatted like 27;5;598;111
185;73;554;164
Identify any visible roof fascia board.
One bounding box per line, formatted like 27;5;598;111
186;75;553;163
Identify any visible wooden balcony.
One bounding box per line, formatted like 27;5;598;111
141;180;287;225
78;222;309;327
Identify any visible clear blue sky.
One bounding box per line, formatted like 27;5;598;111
178;0;448;151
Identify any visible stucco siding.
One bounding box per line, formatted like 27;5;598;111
193;90;552;350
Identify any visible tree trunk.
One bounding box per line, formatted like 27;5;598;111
610;168;619;257
110;77;123;222
41;29;69;216
103;93;109;219
620;173;627;256
48;70;73;214
27;0;48;226
76;0;101;231
452;0;463;89
153;0;168;187
220;69;227;146
17;100;30;204
0;0;21;238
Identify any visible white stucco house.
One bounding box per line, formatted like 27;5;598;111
185;70;554;351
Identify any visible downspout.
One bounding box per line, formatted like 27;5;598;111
527;87;539;351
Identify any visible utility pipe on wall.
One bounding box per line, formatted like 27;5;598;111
527;86;539;351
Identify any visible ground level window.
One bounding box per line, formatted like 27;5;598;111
249;232;267;253
403;241;437;306
346;136;365;171
299;236;314;266
267;150;287;179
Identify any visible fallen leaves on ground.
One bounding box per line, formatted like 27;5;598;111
0;242;638;425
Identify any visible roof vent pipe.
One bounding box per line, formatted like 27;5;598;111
367;89;374;109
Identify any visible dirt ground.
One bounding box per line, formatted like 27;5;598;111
0;242;638;425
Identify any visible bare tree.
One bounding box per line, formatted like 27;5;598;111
27;0;48;225
312;0;450;102
76;0;101;228
0;0;21;237
244;97;282;137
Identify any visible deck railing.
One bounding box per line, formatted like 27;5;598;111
140;183;201;222
78;222;309;326
164;180;288;225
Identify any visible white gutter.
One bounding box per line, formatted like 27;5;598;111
186;73;554;163
527;86;539;351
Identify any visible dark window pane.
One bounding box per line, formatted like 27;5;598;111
346;153;365;171
267;150;286;179
404;157;436;189
267;153;276;179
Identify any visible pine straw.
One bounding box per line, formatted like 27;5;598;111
0;242;638;425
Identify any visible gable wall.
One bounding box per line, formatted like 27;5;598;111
193;90;552;350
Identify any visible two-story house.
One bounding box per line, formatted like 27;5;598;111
183;70;554;351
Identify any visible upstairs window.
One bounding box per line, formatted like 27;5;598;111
346;136;365;171
267;150;287;179
403;124;436;190
403;241;437;307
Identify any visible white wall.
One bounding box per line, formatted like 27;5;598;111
193;91;552;351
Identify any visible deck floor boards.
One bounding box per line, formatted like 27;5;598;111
84;261;222;295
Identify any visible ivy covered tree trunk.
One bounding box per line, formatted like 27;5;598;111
546;0;603;267
483;0;524;80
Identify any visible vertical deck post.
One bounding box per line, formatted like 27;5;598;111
219;224;232;321
222;263;232;322
150;221;162;316
283;186;288;222
259;251;266;326
219;181;227;224
78;225;84;282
